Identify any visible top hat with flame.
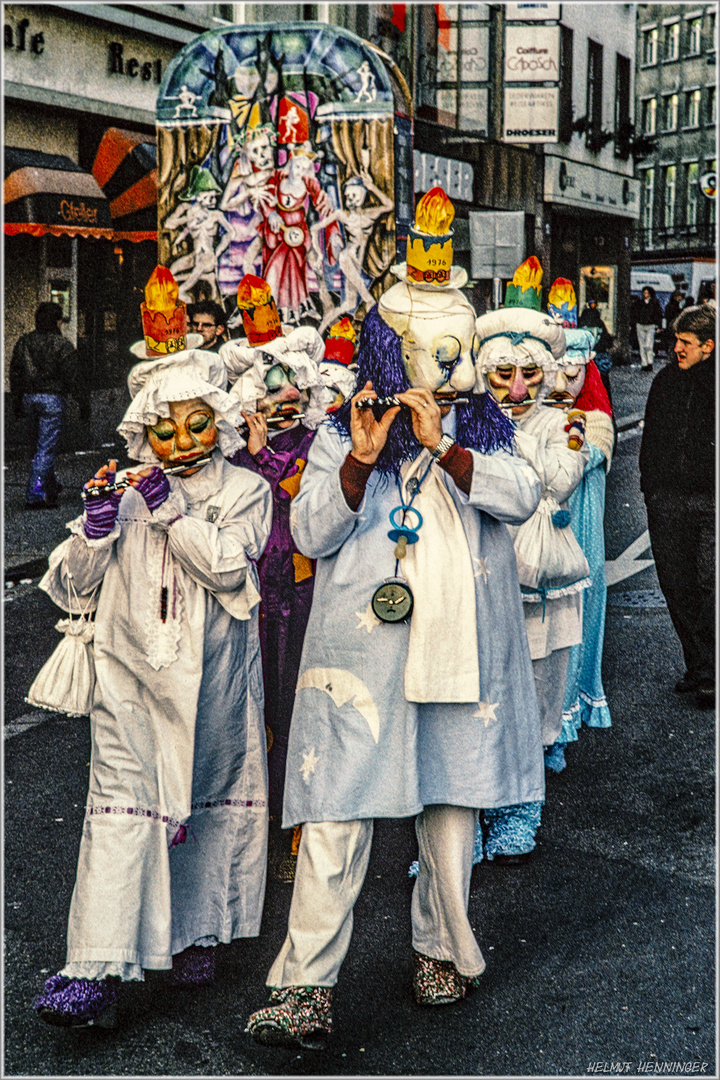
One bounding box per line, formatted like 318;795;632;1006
130;266;194;358
323;317;356;367
547;277;578;328
505;256;543;311
391;187;468;290
236;274;283;346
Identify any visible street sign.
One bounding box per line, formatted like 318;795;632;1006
504;25;560;82
699;171;716;198
503;86;559;142
469;210;526;279
505;3;561;20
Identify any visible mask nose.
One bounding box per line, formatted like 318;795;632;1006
555;370;568;393
508;368;528;402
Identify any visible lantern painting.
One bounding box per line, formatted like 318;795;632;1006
157;23;411;332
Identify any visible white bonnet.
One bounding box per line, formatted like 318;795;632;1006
224;326;332;431
562;328;597;367
118;349;244;462
474;308;566;375
378;281;475;337
318;360;358;405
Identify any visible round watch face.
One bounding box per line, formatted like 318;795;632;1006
371;581;414;623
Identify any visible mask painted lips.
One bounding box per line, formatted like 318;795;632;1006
543;391;574;408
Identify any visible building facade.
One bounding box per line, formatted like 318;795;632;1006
632;2;717;306
4;2;236;395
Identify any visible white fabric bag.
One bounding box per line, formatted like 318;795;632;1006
26;575;98;717
513;495;589;593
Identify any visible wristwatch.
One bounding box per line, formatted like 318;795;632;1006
431;434;455;461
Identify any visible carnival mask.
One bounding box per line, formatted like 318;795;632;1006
400;309;478;397
258;363;308;427
147;398;218;473
543;363;586;408
486;362;545;417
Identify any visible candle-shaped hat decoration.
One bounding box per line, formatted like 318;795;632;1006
236;274;283;346
141;266;188;356
548;277;578;328
323;317;357;366
406;187;455;287
505;256;543;311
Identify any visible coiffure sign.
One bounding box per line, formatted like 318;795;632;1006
504;25;560;83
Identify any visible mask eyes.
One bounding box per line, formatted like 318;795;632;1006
471;333;480;362
495;366;514;378
187;411;214;435
150;422;175;442
436;336;461;368
265;363;293;392
521;366;540;379
565;366;581;379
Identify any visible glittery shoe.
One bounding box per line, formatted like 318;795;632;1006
166;946;216;988
412;952;480;1006
245;986;333;1049
34;974;120;1028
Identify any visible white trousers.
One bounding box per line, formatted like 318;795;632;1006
636;323;656;368
266;805;485;988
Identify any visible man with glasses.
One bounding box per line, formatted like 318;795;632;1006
189;300;228;352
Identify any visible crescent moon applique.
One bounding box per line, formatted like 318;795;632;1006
296;667;380;744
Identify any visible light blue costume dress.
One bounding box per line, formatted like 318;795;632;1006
281;418;546;829
550;413;613;767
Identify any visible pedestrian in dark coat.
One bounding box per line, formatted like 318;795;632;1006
10;302;88;508
632;286;663;371
639;304;716;709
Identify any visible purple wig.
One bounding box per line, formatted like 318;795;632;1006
330;304;514;479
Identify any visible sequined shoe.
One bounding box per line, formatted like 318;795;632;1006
245;986;333;1049
34;974;120;1028
412;952;481;1006
166;945;216;988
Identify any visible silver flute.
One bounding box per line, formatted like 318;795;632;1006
355;395;471;417
82;457;213;499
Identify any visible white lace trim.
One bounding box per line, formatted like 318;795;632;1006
60;961;145;982
521;576;592;602
144;529;184;671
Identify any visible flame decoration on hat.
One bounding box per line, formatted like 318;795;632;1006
505;256;543;311
236;273;283;346
548;278;578;328
323;317;357;365
391;186;468;289
141;266;188;357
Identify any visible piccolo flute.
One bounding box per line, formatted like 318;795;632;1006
82;457;213;499
355;395;471;419
239;410;305;433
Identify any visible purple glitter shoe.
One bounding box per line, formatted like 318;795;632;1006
245;986;333;1050
166;946;216;988
34;974;120;1028
412;952;481;1006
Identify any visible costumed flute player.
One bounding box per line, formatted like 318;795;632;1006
33;268;272;1028
245;188;546;1048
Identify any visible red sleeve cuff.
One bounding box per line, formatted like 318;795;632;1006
438;442;473;496
339;453;375;511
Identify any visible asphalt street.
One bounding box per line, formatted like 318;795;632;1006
3;359;715;1077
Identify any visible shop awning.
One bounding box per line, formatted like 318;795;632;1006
92;128;158;242
4;147;114;239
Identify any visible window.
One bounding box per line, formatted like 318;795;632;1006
558;24;574;143
664;21;680;60
642;97;657;135
686;162;699;227
686;88;702;127
663;164;677;227
586;39;604;147
709;11;717;51
708;85;717;124
642;168;655;232
614;53;631;158
642;26;658;64
687;16;703;53
416;4;490;132
663;93;679;130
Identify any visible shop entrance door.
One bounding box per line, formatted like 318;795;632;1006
579;265;616;334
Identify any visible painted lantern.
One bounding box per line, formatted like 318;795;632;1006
157;23;412;332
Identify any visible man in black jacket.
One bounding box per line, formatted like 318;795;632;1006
10;302;87;509
639;304;716;709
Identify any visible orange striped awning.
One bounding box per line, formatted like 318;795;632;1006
4;148;114;239
92;127;158;242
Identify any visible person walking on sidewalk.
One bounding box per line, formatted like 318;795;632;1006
10;302;88;509
639;303;716;709
632;287;663;373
